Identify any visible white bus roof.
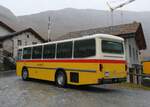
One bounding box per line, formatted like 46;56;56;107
19;34;124;49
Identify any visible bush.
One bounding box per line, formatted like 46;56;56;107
142;77;150;86
3;57;16;70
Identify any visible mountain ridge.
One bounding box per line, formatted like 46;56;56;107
0;6;149;55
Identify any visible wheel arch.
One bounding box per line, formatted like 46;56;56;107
22;66;27;71
55;68;67;81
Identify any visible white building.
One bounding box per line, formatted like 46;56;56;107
0;21;45;70
56;22;147;83
0;21;16;67
0;28;45;58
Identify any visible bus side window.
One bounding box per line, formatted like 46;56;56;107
57;41;73;58
23;47;32;59
32;46;42;59
43;44;56;59
17;49;22;60
74;39;96;58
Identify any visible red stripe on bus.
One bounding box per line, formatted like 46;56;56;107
17;59;126;64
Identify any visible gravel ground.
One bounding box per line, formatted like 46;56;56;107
0;72;150;107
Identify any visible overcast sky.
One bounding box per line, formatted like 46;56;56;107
0;0;149;16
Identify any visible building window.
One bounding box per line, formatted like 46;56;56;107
129;45;132;58
133;48;135;62
18;40;22;46
27;34;30;38
136;50;138;62
25;41;27;46
0;43;2;48
32;42;37;45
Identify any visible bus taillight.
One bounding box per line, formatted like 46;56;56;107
125;64;128;71
99;64;103;72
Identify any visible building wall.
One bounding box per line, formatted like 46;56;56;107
125;37;140;68
0;25;12;36
2;32;43;59
123;35;141;83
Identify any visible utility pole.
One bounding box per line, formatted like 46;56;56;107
120;8;124;24
107;0;135;26
48;16;51;42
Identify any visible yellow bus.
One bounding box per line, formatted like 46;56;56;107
16;34;127;87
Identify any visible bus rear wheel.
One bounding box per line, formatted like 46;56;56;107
22;68;29;81
55;71;67;88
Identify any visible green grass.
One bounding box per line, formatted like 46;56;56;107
113;83;150;91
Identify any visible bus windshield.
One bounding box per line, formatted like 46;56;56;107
102;40;124;54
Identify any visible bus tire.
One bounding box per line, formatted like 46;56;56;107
55;71;67;88
22;68;29;81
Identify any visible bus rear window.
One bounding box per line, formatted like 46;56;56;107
102;40;124;54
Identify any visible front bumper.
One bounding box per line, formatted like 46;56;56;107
98;78;126;84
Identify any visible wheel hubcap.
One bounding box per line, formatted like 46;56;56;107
23;70;28;79
57;74;64;85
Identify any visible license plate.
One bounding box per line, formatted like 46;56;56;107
105;72;110;77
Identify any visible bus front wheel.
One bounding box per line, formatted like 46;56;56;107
55;71;67;88
22;68;29;81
